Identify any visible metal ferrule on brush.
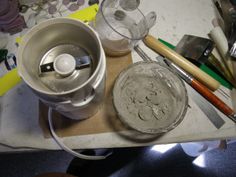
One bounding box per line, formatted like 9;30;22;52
163;59;193;83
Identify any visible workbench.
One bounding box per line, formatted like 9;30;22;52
0;0;236;152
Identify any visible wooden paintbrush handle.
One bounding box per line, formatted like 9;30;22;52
191;79;235;117
143;35;220;91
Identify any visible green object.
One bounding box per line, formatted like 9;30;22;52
158;38;233;90
0;49;8;63
200;64;233;89
158;38;175;50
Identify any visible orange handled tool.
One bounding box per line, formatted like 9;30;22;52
164;58;236;123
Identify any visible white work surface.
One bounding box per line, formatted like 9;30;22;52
1;0;236;152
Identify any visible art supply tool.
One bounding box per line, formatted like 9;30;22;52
143;35;220;91
164;58;236;123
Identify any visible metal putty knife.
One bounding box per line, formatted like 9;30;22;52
189;87;225;129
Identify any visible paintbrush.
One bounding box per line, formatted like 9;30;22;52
163;58;236;123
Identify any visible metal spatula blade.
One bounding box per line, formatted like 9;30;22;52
190;87;225;129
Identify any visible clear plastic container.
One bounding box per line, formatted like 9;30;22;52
113;61;188;134
93;0;149;56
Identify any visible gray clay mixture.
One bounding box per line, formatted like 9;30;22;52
113;62;187;133
120;75;175;124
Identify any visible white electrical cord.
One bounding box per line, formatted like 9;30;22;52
48;107;112;160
